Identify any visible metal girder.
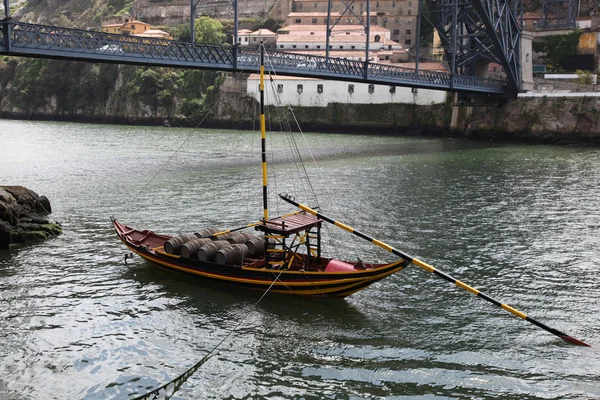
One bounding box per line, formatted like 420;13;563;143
539;0;576;29
0;21;508;94
423;0;521;94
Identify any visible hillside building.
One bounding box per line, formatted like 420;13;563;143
101;15;172;39
270;0;417;48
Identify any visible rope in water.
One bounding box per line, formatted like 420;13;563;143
130;268;286;400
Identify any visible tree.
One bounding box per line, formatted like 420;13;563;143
194;16;226;45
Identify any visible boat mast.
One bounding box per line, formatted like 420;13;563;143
259;42;269;221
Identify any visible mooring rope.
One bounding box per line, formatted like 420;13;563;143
130;268;286;400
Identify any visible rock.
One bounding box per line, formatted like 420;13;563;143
0;186;61;248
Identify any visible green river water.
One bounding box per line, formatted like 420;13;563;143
1;119;599;399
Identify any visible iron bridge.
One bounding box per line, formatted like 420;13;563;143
1;3;520;96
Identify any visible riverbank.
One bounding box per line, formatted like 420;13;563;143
3;92;600;146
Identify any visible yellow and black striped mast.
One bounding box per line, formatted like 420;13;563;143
259;43;269;222
279;194;591;347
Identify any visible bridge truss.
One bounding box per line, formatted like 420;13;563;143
1;0;522;96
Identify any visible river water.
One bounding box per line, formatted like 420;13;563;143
1;119;599;399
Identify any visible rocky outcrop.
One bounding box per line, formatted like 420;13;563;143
465;96;600;145
0;186;62;248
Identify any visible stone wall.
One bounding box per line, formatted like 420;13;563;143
464;95;600;144
132;0;278;24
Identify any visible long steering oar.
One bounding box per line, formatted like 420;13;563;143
279;194;590;347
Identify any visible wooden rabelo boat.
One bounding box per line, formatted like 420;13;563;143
113;46;591;346
113;45;406;298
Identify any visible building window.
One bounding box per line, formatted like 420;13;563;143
297;84;303;94
277;84;283;93
389;85;396;93
408;9;412;15
351;45;356;49
376;1;380;7
305;45;309;48
374;35;381;42
312;18;318;23
293;45;297;48
317;84;323;93
316;45;321;49
253;38;257;41
348;84;354;94
393;29;400;35
406;29;411;35
385;55;390;60
405;39;411;45
392;1;395;6
245;37;248;42
339;45;344;49
368;84;375;94
131;24;135;29
295;18;301;23
314;2;317;7
280;45;284;48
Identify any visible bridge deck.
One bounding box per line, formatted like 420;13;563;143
0;21;508;95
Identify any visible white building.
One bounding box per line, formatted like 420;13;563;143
237;28;278;49
247;75;448;107
237;29;253;47
276;24;402;57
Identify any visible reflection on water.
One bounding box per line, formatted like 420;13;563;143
1;119;599;399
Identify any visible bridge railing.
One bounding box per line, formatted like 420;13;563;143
0;21;508;94
4;21;234;65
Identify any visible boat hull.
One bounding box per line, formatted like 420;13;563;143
113;219;405;298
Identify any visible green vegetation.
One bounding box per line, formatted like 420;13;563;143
576;69;594;85
532;31;581;70
0;13;230;121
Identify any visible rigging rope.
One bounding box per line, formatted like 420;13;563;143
114;67;252;221
130;268;287;400
260;55;349;259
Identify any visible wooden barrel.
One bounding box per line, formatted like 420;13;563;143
240;232;258;241
245;236;265;257
180;238;213;259
194;227;220;238
164;234;197;255
197;240;231;262
215;244;248;265
226;233;247;244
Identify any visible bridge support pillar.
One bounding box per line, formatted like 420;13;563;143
2;0;10;52
450;93;474;132
476;61;490;80
520;31;535;92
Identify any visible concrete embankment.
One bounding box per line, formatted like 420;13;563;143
460;94;600;145
214;87;600;145
3;84;600;145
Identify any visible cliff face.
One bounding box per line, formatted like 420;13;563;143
467;96;600;142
